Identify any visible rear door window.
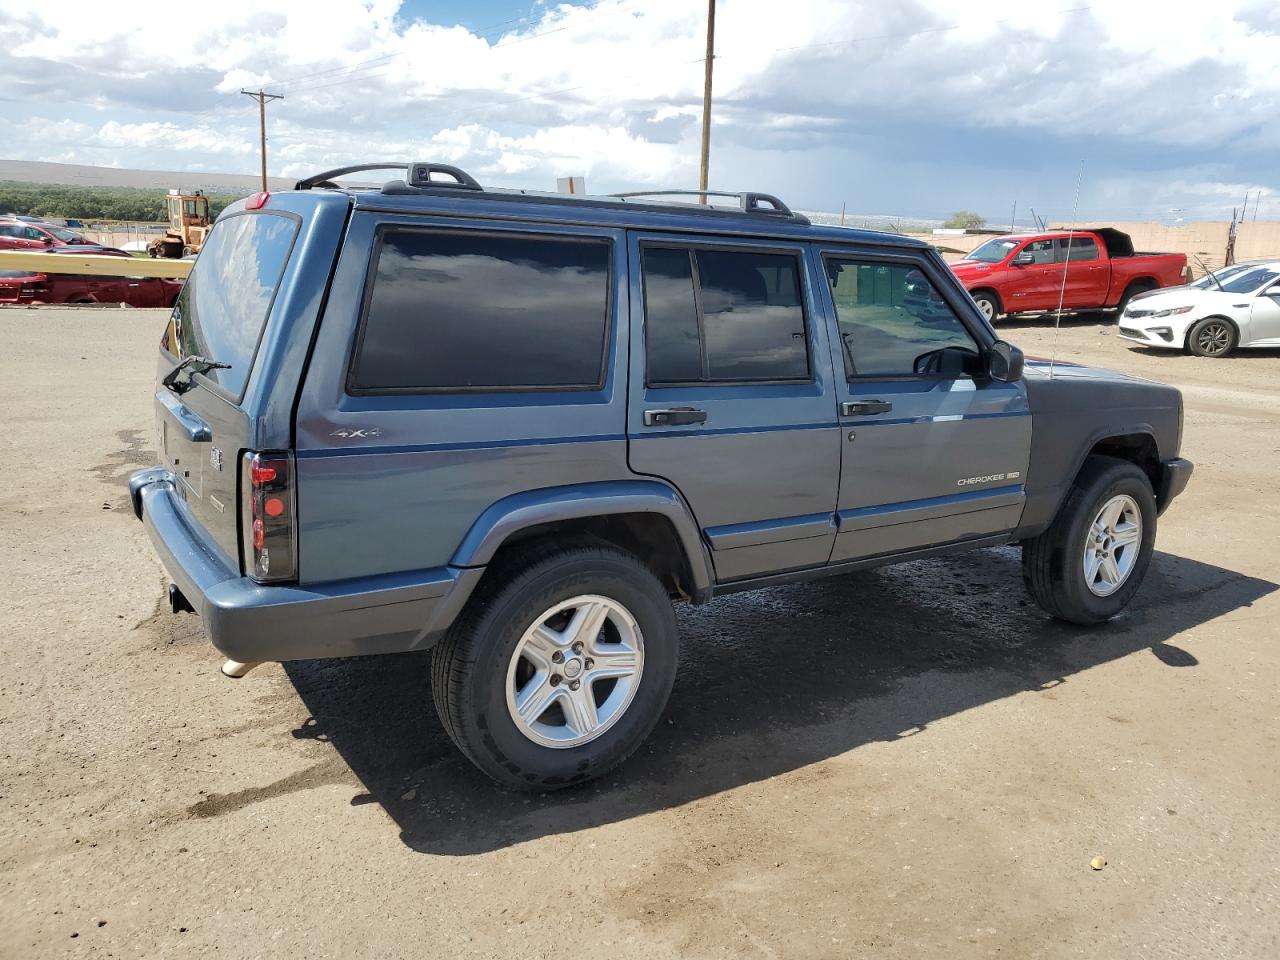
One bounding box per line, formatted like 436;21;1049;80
162;211;298;400
641;245;810;384
1058;236;1099;262
350;229;611;393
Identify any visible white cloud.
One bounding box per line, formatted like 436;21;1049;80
0;0;1276;217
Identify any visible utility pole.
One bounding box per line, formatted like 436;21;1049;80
698;0;716;203
241;89;284;192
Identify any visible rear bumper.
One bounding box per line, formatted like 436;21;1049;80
1157;457;1193;515
128;468;479;663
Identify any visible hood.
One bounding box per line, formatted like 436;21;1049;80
1022;358;1149;385
1123;288;1242;315
950;259;993;275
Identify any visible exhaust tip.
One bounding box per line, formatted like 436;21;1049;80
221;659;263;679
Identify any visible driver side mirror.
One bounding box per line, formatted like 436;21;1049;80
1011;252;1034;267
987;340;1024;383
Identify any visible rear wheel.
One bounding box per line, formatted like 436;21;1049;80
1187;317;1236;357
431;542;678;790
1022;456;1157;625
972;291;1000;322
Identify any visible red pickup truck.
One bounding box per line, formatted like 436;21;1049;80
949;228;1188;322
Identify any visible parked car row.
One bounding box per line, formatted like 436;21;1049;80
0;217;96;249
0;217;184;307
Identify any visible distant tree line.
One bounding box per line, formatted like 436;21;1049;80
0;181;242;223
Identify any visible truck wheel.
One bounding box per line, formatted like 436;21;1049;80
1021;456;1157;625
431;542;679;790
1186;317;1236;357
971;292;1000;322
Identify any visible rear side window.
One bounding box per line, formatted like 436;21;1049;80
1058;236;1098;262
350;230;611;392
162;212;297;399
641;245;809;384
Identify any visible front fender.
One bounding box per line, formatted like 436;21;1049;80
450;480;714;597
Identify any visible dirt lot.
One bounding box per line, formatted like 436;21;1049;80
2;307;1277;959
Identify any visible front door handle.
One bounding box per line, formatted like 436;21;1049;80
841;400;893;417
644;407;708;427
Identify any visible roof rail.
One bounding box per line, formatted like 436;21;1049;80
295;161;482;192
608;189;807;223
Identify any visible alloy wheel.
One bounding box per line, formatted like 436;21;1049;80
1083;494;1142;597
505;595;645;748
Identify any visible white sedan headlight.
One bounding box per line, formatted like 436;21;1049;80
1148;305;1193;318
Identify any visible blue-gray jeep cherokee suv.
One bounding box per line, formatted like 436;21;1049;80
131;162;1192;788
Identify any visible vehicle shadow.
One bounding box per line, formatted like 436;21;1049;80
282;546;1275;856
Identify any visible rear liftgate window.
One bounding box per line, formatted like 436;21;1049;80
350;230;611;392
162;212;298;399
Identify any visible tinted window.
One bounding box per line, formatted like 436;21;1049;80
642;246;809;384
351;230;610;392
1220;267;1280;293
0;225;20;238
1058;236;1098;262
641;247;702;382
826;259;981;378
162;212;297;399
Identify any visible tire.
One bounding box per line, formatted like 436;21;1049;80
181;246;194;258
1186;316;1236;357
431;541;679;790
971;291;1000;322
1022;456;1157;625
1114;284;1148;317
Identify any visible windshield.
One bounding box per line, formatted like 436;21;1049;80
0;270;37;278
965;239;1019;263
161;211;298;399
1219;267;1280;294
52;228;83;242
1190;264;1249;289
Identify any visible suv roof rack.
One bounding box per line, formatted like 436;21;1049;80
295;162;482;192
294;163;811;226
609;189;807;223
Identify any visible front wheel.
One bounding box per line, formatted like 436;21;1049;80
972;292;1000;322
431;542;678;790
1022;456;1157;625
1187;317;1236;357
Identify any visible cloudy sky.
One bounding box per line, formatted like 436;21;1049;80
1;0;1276;222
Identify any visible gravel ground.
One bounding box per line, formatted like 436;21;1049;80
1;307;1277;959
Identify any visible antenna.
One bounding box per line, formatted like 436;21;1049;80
1048;159;1085;381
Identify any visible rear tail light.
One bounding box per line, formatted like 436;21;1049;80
240;451;297;582
20;281;48;299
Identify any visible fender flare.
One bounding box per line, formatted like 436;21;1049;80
449;479;714;597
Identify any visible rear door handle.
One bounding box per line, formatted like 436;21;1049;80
644;407;707;427
841;400;893;416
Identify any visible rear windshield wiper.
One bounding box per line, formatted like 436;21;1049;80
162;355;231;395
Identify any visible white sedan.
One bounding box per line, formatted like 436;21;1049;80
1118;261;1280;357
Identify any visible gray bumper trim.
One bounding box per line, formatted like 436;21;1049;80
130;469;476;662
1157;457;1193;515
